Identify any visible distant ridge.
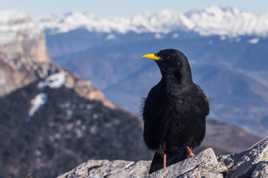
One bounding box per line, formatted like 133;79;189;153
38;7;268;37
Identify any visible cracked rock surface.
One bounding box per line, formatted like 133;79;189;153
219;137;268;178
58;138;268;178
58;149;226;178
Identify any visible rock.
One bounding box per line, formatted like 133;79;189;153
251;161;268;178
177;169;223;178
58;160;149;178
150;148;226;178
58;138;268;178
0;11;49;63
219;137;268;178
0;11;51;96
58;148;227;178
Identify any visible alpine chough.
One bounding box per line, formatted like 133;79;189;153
142;49;209;173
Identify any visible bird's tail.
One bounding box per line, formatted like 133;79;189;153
149;147;188;173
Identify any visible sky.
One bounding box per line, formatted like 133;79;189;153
0;0;267;17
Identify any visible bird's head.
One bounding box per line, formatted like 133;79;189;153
143;49;192;83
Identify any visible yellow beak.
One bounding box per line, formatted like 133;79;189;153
142;53;161;61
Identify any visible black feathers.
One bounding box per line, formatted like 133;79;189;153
142;49;209;173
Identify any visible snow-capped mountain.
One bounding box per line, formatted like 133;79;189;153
1;7;268;136
40;7;268;136
0;10;51;97
0;10;40;44
40;7;268;37
0;10;48;63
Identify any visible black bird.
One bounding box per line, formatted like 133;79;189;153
142;49;209;173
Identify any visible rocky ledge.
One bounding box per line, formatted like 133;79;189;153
58;137;268;178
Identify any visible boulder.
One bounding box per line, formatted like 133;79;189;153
59;138;268;178
219;137;268;178
58;148;226;178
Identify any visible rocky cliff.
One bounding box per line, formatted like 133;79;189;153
59;138;268;178
0;11;50;96
0;70;149;178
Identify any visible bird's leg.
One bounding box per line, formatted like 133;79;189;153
163;152;167;169
186;146;194;157
157;143;168;175
161;143;168;175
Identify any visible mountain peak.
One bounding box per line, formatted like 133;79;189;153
38;7;268;37
0;10;29;23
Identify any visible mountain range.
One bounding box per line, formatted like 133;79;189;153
39;7;268;37
30;7;268;136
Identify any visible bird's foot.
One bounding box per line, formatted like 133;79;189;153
186;146;195;157
163;167;168;177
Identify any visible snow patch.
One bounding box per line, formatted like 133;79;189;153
248;38;259;44
220;36;226;40
29;93;48;117
106;34;116;40
38;72;66;89
0;10;28;23
154;33;162;39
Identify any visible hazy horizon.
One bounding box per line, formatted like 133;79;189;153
0;0;267;18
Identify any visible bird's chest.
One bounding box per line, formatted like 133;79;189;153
166;91;197;117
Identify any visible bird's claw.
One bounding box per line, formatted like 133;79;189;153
163;168;168;177
186;146;195;157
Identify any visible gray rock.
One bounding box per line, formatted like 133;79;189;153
150;148;226;178
177;168;224;178
58;138;268;178
58;160;149;178
58;148;226;178
251;161;268;178
220;137;268;178
0;13;50;96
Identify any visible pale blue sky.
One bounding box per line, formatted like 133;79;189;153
1;0;267;17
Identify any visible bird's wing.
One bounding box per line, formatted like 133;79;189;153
143;85;165;149
194;84;210;117
143;84;163;122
